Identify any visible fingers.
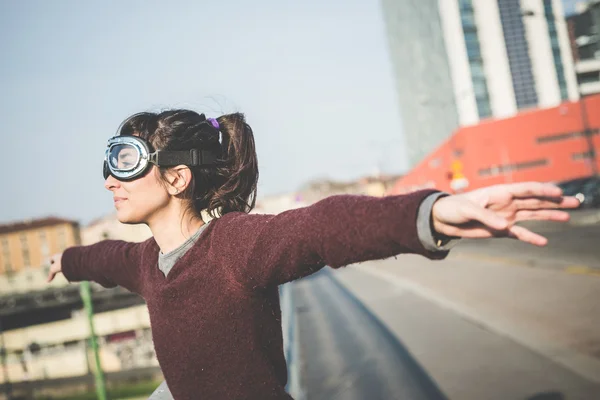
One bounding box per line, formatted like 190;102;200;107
514;196;581;210
508;225;548;246
515;209;571;222
515;197;564;209
559;196;582;209
464;203;509;231
506;182;563;199
441;221;550;246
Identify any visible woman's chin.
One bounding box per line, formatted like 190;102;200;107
116;209;143;225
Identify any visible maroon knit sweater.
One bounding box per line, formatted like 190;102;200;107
62;190;448;399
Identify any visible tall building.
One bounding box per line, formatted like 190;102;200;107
381;0;460;170
567;0;600;95
381;0;579;167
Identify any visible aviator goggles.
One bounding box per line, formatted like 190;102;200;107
103;135;218;181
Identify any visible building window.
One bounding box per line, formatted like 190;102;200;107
461;13;477;29
477;101;492;117
478;159;549;177
2;261;10;275
537;129;598;143
39;231;49;258
20;234;30;267
63;340;80;348
579;71;600;85
460;0;492;119
57;228;67;251
572;151;594;161
544;0;569;101
1;237;11;274
537;130;582;143
498;0;539;109
578;44;596;60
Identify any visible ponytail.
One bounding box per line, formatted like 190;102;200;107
205;113;259;217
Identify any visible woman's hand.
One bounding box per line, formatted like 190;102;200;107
431;182;581;246
47;253;63;282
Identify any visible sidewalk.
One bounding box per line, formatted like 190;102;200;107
331;253;600;391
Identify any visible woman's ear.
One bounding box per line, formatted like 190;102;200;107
164;166;193;195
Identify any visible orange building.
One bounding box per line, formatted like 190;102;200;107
0;217;80;278
389;95;600;195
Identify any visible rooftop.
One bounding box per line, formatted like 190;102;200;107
0;217;79;235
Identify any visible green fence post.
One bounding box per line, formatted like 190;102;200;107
80;281;107;400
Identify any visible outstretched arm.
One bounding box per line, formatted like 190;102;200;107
47;239;147;295
225;183;578;290
223;189;448;289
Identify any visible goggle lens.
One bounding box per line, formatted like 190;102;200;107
108;144;140;171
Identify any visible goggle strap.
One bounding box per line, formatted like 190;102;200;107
150;149;217;167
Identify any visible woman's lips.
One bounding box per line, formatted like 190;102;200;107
114;197;127;205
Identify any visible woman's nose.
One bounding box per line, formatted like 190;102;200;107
104;174;121;191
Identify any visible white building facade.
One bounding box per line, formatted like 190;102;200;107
439;0;579;124
382;0;579;166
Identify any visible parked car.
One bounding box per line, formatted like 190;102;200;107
557;177;600;209
577;178;600;208
557;177;589;196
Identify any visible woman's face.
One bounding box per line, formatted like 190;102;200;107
104;165;171;225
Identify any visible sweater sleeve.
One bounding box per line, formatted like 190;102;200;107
223;189;449;290
61;240;145;294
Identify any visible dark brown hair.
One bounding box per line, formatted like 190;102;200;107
117;110;258;219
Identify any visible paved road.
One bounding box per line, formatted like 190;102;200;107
332;267;600;400
292;266;600;400
453;217;600;271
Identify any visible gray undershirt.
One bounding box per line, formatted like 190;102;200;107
157;221;211;277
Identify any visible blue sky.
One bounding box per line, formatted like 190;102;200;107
0;0;580;224
0;0;406;224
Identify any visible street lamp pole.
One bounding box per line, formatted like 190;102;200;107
580;95;598;176
80;282;107;400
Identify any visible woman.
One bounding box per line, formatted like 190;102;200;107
47;110;579;399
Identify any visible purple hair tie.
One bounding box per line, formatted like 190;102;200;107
207;118;220;130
